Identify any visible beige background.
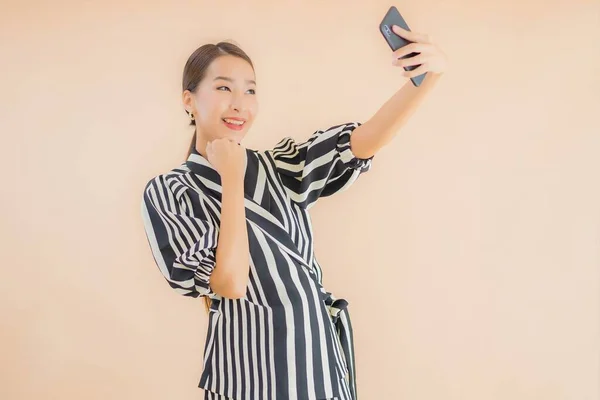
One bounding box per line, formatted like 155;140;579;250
1;1;599;399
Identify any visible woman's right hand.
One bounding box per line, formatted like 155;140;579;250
206;138;247;181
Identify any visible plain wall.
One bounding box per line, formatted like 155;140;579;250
1;1;599;399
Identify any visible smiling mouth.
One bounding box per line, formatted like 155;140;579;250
222;118;245;130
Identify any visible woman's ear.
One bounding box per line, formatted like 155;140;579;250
182;90;193;114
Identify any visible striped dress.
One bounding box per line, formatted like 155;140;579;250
141;122;374;400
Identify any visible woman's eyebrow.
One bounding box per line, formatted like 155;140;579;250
213;76;256;85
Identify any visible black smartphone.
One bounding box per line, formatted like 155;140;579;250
379;6;426;86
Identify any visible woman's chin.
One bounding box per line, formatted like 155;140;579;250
220;133;244;144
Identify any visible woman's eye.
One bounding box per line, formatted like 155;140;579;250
217;86;255;94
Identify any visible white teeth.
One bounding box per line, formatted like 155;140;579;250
223;118;244;125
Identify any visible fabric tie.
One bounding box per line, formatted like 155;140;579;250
323;293;358;400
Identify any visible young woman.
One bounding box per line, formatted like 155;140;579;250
141;25;447;400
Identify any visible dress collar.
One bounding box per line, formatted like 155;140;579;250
186;144;219;176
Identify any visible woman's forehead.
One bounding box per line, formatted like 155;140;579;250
206;56;256;83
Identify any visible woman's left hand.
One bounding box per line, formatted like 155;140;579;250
391;25;448;78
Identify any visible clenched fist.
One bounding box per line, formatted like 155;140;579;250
206;138;247;181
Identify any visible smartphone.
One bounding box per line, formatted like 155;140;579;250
379;6;426;86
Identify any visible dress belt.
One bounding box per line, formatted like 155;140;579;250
323;292;358;400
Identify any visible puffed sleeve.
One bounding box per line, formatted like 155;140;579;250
140;174;218;298
270;121;374;209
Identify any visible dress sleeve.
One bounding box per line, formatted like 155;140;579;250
270;121;374;209
141;174;218;298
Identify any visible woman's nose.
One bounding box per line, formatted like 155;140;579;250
229;95;247;112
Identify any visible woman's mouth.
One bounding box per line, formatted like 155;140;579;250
222;118;245;131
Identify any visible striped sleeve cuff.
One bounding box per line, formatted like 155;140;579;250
336;122;374;173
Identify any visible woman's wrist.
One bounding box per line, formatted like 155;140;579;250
221;171;245;188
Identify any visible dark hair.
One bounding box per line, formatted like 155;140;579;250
182;41;254;313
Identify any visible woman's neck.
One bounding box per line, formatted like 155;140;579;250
194;130;209;158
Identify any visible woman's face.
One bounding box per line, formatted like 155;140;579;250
183;55;258;144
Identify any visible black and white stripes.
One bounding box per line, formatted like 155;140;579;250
141;122;373;400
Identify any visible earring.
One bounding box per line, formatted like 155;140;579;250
188;111;195;122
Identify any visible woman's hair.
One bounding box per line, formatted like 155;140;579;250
182;41;254;312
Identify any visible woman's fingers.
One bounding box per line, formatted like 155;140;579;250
392;42;429;60
393;53;428;67
388;26;448;76
403;64;429;78
392;25;432;44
